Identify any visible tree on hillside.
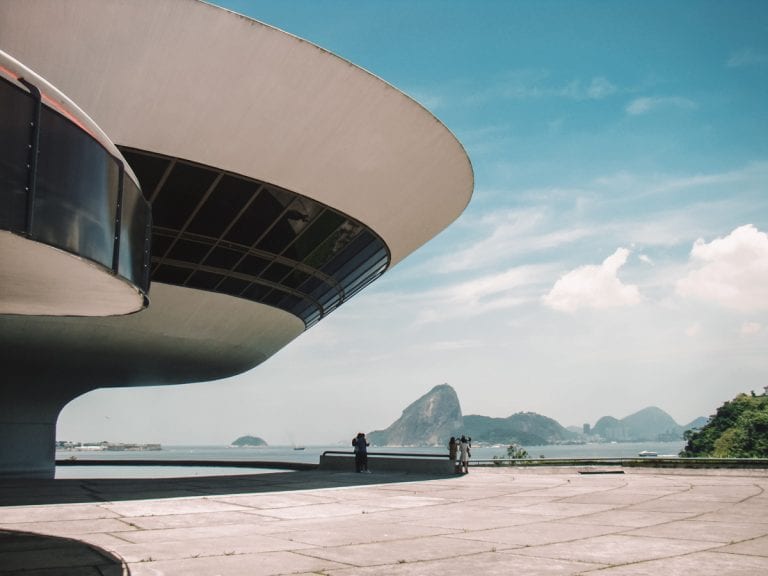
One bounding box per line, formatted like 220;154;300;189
680;393;768;458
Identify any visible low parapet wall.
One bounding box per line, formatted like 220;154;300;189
471;457;768;470
319;451;456;475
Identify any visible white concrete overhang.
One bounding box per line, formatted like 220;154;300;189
0;232;145;317
0;0;474;267
1;282;305;389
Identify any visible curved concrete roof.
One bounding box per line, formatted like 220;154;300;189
0;0;473;267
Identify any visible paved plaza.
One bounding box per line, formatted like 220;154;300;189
1;466;767;575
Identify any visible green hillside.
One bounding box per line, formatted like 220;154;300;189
592;406;697;442
680;393;768;458
463;412;575;445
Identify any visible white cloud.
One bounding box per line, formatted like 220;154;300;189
676;224;768;311
625;96;697;115
638;254;654;265
416;264;553;323
419;340;483;352
432;206;594;273
467;71;619;105
727;49;768;68
542;248;642;312
586;77;617;99
561;76;618;100
685;323;702;337
741;322;762;336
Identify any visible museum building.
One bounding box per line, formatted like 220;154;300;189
0;0;473;478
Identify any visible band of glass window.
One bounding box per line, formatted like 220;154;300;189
119;149;391;328
0;77;151;294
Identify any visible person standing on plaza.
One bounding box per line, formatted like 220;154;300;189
448;437;458;472
459;435;470;474
354;432;370;473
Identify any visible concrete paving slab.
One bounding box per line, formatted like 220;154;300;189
126;550;345;576
114;521;284;544
564;509;693;528
625;518;768;543
211;491;338;509
511;533;719;564
101;496;254;518
503;501;618;518
446;519;623;546
560;489;677;506
0;517;135;538
299;534;500;567
385;503;552;530
659;484;762;503
0;504;118;524
270;518;460;547
323;550;605;575
118;509;276;530
625;497;728;514
716;533;768;556
339;493;451;510
103;533;316;563
587;549;768;575
470;494;566;508
246;501;394;520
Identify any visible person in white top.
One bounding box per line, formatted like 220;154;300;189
458;435;470;474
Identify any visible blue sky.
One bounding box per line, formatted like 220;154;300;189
60;0;768;445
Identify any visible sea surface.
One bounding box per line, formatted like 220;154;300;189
55;441;685;479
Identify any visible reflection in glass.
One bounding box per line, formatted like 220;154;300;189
0;77;150;298
120;148;390;327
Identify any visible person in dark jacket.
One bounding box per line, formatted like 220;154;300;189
353;432;370;473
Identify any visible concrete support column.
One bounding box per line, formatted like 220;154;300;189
0;389;65;479
0;420;56;479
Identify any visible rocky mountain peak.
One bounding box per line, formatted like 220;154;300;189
367;383;463;446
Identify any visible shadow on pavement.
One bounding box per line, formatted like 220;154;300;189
0;529;128;575
0;469;455;507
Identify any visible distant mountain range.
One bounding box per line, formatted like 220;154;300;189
368;384;706;447
591;407;707;442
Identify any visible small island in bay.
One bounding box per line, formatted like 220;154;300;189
231;435;268;447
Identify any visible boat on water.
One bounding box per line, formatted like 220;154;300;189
293;446;305;451
638;450;658;457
